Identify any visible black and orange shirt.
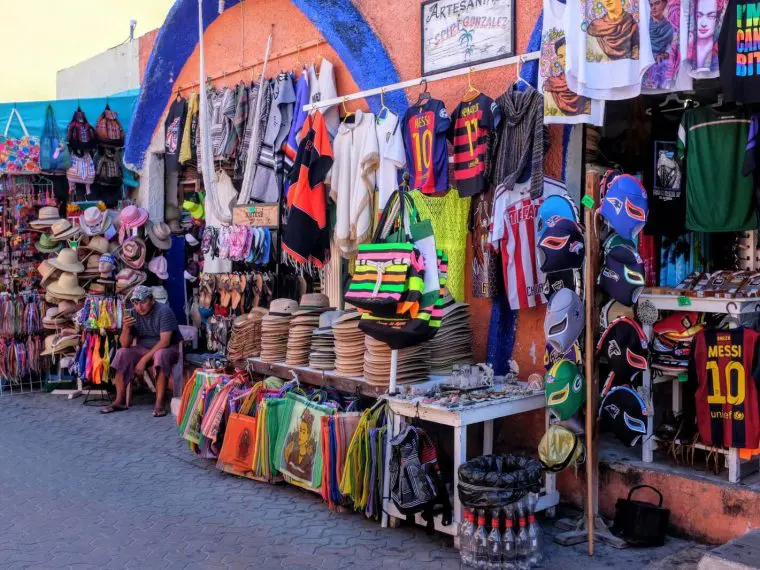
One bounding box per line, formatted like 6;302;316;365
402;98;451;194
448;94;502;197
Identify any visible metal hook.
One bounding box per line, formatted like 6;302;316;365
726;301;739;316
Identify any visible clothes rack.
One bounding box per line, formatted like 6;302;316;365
303;51;540;112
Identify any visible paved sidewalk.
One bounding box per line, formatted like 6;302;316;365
0;393;704;569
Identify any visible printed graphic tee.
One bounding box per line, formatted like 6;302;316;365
719;0;760;103
685;0;729;79
447;93;502;197
678;106;756;231
540;0;605;125
402;99;451;194
565;0;655;100
687;328;760;448
164;97;188;174
643;107;687;236
642;0;694;92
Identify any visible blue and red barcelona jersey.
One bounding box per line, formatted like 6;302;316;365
402;99;451;194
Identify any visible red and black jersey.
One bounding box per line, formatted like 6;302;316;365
447;94;502;197
686;328;760;448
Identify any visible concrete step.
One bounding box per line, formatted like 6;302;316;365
699;530;760;570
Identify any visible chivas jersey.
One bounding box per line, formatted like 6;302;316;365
688;328;760;448
448;94;502;197
402;99;450;194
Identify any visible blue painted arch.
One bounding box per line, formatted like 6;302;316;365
125;0;406;171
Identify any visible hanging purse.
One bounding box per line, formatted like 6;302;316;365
40;104;70;171
0;107;41;174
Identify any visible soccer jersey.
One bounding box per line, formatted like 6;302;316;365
678;106;756;231
500;193;546;310
402;99;451;194
687;328;760;448
447;94;502;197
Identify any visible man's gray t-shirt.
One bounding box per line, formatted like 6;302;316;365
132;303;180;349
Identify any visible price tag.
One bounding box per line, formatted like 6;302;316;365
677;372;688;383
581;194;595;209
677;296;691;307
247;206;257;213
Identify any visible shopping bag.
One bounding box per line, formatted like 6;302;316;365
218;413;258;474
39;104;70;171
0;108;40;174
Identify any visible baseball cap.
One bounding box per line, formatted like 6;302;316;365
599;386;648;446
538;219;585;274
596;317;649;394
598;244;645;306
600;173;648;240
545;359;586;420
130;285;153;302
544;288;585;353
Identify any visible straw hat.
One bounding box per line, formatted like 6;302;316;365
119;205;149;231
48;248;85;273
40;332;80;356
268;298;299;317
82;235;110;255
148;255;169;280
295;293;331;315
79;206;113;237
147;221;172;250
50;220;81;242
30;206;62;229
115;268;147;292
151;286;169;304
79;254;102;277
120;238;146;269
35;233;62;254
47;272;86;300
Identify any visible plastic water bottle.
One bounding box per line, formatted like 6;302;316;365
486;510;502;570
473;509;489;569
460;509;476;567
526;494;543;566
515;500;530;569
502;505;517;570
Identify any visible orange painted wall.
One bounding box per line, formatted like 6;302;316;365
139;29;159;84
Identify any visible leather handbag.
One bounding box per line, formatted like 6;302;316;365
0;108;40;174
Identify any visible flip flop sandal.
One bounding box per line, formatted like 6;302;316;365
253;273;264;308
230;274;242;311
243;273;256;313
199;275;214;308
153;409;168;417
100;405;127;414
219;275;232;308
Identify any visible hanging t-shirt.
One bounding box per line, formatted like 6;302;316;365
678;105;756;231
402;99;451;194
565;0;655;100
719;0;760;103
375;111;406;209
685;0;729;78
644;107;687;236
447;93;502;197
164;97;187;174
539;0;605;125
642;0;694;92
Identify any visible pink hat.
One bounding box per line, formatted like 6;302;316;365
119;205;149;243
148;255;169;280
120;237;146;269
81;206;113;237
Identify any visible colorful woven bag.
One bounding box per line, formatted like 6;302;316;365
40;104;70;171
0;108;40;174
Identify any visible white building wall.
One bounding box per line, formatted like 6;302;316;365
56;41;139;99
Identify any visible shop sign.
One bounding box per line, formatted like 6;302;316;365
232;203;279;228
421;0;515;75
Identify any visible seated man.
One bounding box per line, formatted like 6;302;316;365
101;285;181;417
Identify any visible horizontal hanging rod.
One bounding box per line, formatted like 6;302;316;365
177;37;324;93
303;50;540;112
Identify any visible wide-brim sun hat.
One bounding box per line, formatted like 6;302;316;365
147;221;172;250
48;248;85;273
50;220;81;242
47;272;86;300
35;234;62;254
30;206;63;229
119;205;149;230
120;238;147;270
82;235;110;255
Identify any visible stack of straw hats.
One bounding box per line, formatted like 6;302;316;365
260;299;298;363
425;290;474;374
333;311;365;377
228;308;267;364
309;311;344;370
285;294;331;366
364;337;431;387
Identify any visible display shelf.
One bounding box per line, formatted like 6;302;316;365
638;290;760;483
382;392;559;547
245;357;386;397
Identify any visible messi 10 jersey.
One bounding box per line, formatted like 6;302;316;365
688;328;760;448
402;99;451;194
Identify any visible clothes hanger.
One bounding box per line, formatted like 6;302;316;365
340;97;355;125
513;56;532;91
376;87;393;122
463;66;481;101
414;78;431;107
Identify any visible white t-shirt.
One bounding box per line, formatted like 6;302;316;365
374;111;406;209
540;0;605;125
566;0;655;100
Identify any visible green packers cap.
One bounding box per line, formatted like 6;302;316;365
545;359;586;420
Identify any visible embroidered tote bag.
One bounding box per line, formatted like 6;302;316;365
0;108;41;174
40;104;70;171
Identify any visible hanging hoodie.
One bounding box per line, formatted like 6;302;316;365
565;0;655;100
